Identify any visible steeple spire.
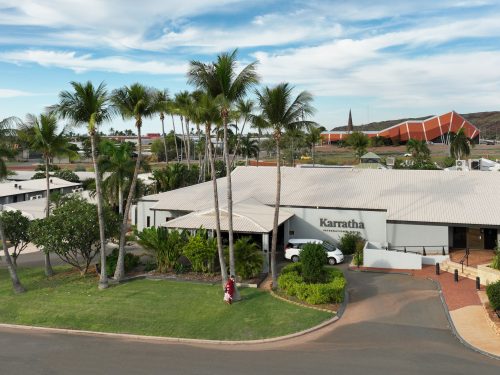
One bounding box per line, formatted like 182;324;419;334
347;109;353;133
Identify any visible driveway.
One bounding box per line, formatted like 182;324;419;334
0;265;499;374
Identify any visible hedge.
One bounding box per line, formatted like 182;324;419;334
277;264;346;305
486;280;500;310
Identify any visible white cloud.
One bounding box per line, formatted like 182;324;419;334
0;88;34;98
0;50;188;74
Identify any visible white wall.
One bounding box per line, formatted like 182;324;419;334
386;223;449;254
287;207;387;245
364;242;422;269
135;199;191;231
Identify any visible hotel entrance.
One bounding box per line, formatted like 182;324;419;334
451;227;497;250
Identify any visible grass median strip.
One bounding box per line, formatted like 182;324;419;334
0;267;333;340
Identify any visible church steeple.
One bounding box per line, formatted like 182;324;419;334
347;109;353;133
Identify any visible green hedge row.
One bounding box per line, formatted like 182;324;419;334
278;264;346;305
486;280;500;310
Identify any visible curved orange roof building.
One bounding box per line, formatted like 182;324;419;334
321;111;480;144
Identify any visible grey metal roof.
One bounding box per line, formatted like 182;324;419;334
163;198;294;233
148;166;500;226
0;177;81;198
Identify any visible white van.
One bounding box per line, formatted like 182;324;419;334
284;239;344;265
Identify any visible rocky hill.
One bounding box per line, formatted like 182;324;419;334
332;111;500;139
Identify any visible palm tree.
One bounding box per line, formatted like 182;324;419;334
346;131;369;160
174;91;193;168
50;81;113;289
240;135;259;166
99;141;136;215
24;113;74;277
0;125;25;293
450;128;471;160
111;83;160;281
253;83;315;287
188;50;259;296
305;125;322;166
231;99;255;166
191;92;228;285
156;89;170;164
406;139;430;161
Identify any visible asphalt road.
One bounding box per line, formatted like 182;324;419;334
1;266;499;374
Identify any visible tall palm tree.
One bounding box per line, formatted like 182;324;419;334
188;50;259;296
111;83;160;281
305;125;322;167
166;99;180;162
450;128;472;160
175;91;193;168
192;93;228;285
0;125;25;293
231;98;254;166
99;141;136;215
253;83;315;287
239;134;259;166
156;89;170;164
24;113;74;277
50;81;113;289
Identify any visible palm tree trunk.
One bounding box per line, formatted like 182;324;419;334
90;132;108;289
115;121;142;281
44;159;54;277
185;118;192;169
0;219;25;293
160;113;168;163
256;132;261;167
118;184;123;215
271;139;281;288
222;114;240;300
206;123;228;287
171;114;179;161
180;116;187;163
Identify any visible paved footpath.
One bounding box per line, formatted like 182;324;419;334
1;265;499;374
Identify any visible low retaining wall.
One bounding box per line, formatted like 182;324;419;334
364;247;422;270
477;265;500;285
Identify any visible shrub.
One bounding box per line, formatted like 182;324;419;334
486;281;500;310
300;243;327;283
105;248;140;276
74;164;86;172
339;232;364;255
230;237;263;280
353;239;365;267
135;227;185;273
54;169;80;182
281;262;302;275
491;246;500;271
277;267;346;304
183;229;217;273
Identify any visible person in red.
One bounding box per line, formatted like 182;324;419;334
224;275;235;304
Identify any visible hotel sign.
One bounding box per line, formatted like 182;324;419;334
319;218;365;234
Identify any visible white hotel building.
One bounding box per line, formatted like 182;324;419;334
133;167;500;271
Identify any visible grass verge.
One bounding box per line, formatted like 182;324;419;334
0;267;333;340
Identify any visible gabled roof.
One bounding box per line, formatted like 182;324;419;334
146;166;500;226
360;152;381;159
163;198;294;233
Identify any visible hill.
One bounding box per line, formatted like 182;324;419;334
332;111;500;139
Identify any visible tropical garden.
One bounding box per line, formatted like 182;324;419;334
0;50;341;340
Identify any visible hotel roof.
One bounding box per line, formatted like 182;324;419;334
145;166;500;227
0;177;81;198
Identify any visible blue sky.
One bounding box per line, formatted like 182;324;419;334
1;0;500;133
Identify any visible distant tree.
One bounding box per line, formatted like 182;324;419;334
450;128;472;160
239;134;259;166
30;196;119;275
305;125;322;166
346;132;369;160
0;210;30;268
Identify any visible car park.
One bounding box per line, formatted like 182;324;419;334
284;238;344;265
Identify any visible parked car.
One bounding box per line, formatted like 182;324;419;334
284;239;344;265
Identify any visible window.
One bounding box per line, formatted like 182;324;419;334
146;216;151;227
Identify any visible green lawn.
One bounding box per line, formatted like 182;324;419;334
0;267;333;340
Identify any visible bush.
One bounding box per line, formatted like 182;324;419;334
74;164;87;172
277;267;346;304
486;281;500;310
300;243;327;283
491;246;500;270
339;232;364;255
183;229;217;273
105;248;140;276
228;237;263;280
281;262;302;275
353;239;365;267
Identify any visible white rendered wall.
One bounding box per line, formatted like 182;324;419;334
386;223;449;254
363;242;422;269
287;207;387;245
